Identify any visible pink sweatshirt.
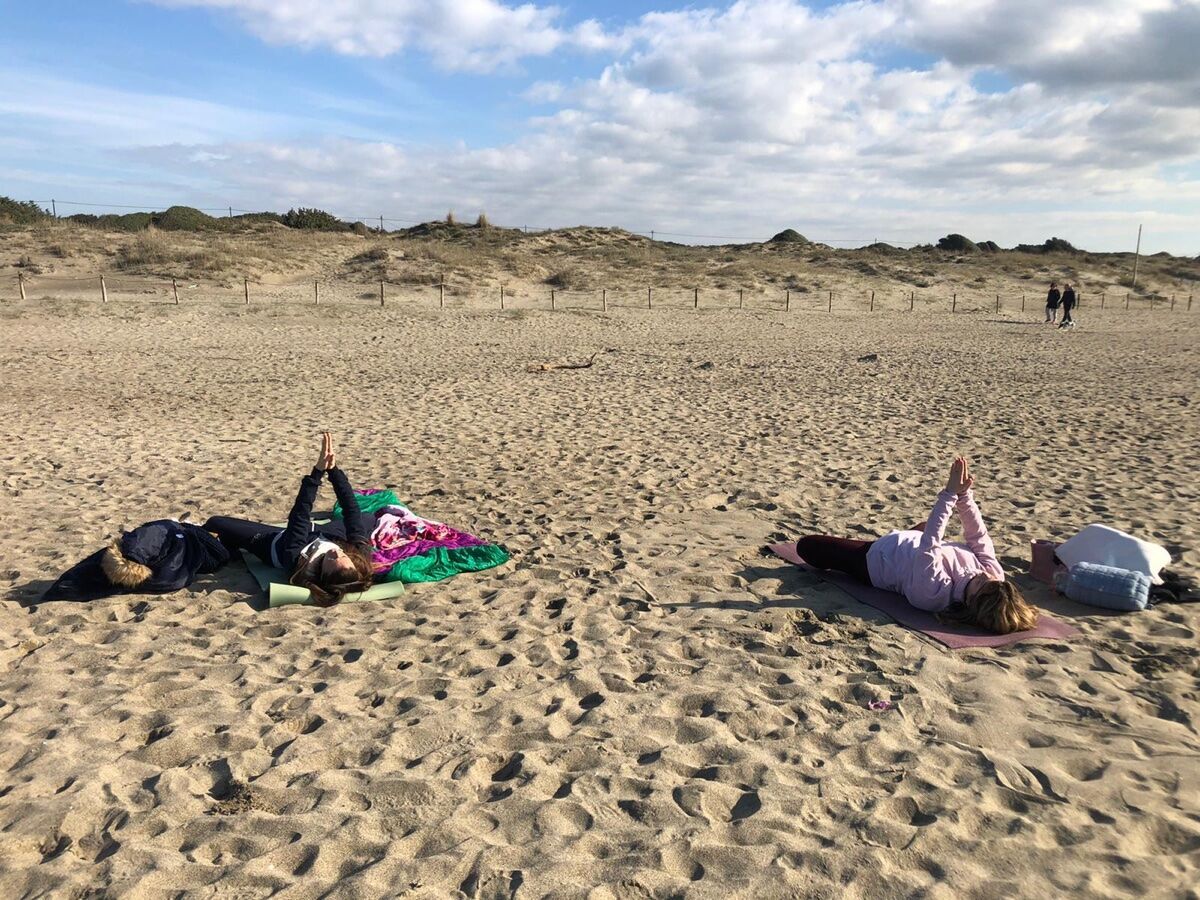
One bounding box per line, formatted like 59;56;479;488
865;489;1004;611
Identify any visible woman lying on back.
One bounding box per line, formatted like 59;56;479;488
204;432;374;606
796;457;1039;634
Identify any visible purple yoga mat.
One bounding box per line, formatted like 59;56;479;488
768;542;1080;649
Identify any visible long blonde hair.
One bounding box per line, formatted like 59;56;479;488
938;580;1039;634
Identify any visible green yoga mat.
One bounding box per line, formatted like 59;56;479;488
240;550;405;608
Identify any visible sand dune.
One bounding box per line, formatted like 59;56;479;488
5;219;1197;315
0;297;1197;897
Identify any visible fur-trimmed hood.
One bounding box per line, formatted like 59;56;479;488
101;541;152;588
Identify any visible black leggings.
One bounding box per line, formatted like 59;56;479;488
796;535;874;585
204;516;283;565
205;516;279;550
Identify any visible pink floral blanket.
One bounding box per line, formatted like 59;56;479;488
369;505;487;572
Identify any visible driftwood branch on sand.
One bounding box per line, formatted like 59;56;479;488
526;352;598;373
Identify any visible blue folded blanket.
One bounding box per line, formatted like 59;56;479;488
1056;562;1151;611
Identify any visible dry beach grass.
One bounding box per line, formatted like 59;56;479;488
0;230;1198;896
4;219;1197;309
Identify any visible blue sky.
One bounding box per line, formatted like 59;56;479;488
2;0;1198;253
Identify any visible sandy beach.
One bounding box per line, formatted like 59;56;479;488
1;297;1197;897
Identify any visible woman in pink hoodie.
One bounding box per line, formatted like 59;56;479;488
797;457;1039;634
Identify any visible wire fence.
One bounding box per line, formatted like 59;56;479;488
7;270;1195;315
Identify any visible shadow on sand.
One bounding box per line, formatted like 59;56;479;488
671;558;898;629
15;566;268;613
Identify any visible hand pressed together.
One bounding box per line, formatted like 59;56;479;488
946;456;974;496
315;431;337;471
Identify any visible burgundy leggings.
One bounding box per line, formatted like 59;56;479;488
796;535;875;585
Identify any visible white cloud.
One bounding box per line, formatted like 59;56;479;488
9;1;1200;252
523;81;566;103
896;0;1200;88
147;0;605;71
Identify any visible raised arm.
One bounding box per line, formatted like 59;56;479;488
276;467;325;562
955;489;1003;578
907;459;981;611
328;466;369;545
921;457;970;549
909;471;959;610
920;491;957;548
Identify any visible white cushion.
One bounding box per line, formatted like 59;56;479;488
1056;524;1171;584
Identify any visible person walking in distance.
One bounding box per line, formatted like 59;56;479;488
1045;282;1061;323
1060;283;1077;328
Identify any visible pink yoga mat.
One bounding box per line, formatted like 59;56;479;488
768;542;1080;649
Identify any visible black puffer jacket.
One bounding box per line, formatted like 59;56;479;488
43;520;231;601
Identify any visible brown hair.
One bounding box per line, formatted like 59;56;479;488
290;540;375;607
938;580;1039;634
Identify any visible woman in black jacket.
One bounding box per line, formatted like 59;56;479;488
1044;282;1061;323
205;433;375;606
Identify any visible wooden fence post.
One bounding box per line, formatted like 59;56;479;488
1126;293;1130;310
952;293;957;313
1101;293;1105;309
1189;294;1193;312
870;290;875;312
172;277;179;305
647;287;652;309
314;278;319;305
18;272;26;301
380;279;385;308
1022;293;1026;312
244;277;249;305
827;290;832;312
100;275;108;304
602;289;607;311
694;287;698;309
910;291;915;312
499;285;504;310
440;279;446;308
739;289;744;309
551;289;556;310
995;294;999;313
785;289;790;311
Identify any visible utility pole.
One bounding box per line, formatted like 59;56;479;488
1131;224;1143;289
